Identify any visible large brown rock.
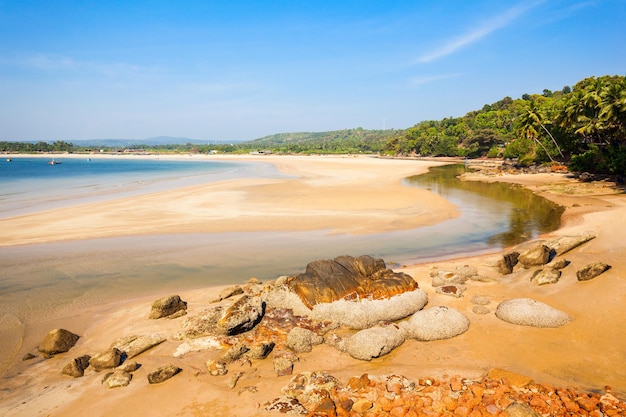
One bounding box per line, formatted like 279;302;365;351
89;348;123;371
62;355;91;378
518;244;552;268
39;329;80;355
149;295;187;319
577;261;611;281
147;365;182;384
286;255;418;309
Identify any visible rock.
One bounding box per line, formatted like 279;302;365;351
22;353;36;361
471;295;490;305
220;343;250;363
228;371;244;389
148;295;187;319
518;244;552;268
472;305;490;315
577;261;611;281
309;288;428;329
550;258;569;269
216;295;266;336
263;397;308;414
147;365;182;384
62;355;91;378
435;284;466;297
212;285;244;303
547;233;595;255
206;359;228;376
39;329;80;355
273;356;294;376
495;298;572;328
247;341;275;360
341;323;406;361
530;267;562;286
89;348;123;371
286;327;323;353
112;334;166;358
102;370;132;388
431;270;467;287
286;255;419;309
497;252;519;274
455;264;478;278
117;361;140;373
402;306;470;341
178;307;223;339
351;398;373;413
282;372;342;409
505;402;541;417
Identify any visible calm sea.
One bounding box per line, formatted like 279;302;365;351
0;156;284;217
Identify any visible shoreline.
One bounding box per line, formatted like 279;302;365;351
1;155;625;416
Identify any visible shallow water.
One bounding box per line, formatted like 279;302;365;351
0;162;564;371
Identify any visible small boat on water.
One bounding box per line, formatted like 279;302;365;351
6;158;11;162
49;159;62;165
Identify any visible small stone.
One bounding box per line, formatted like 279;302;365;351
117;361;140;373
352;399;373;413
22;353;36;361
488;368;534;388
471;295;490;305
228;371;244;389
62;355;91;378
273;357;294;376
206;359;228;376
212;286;244;303
577;262;611;281
220;343;249;363
472;305;490;315
247;342;275;360
505;402;541;416
103;370;132;388
147;365;182;384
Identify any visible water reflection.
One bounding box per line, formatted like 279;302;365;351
405;164;564;248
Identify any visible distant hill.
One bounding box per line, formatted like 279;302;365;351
70;136;235;147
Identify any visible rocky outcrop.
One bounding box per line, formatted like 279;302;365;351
39;329;80;356
496;298;572;328
148;295;187;319
89;348;123;371
339;323;406;361
178;307;223;339
518;244;552;268
62;355;91;378
402;306;470;341
285;255;419;309
147;365;182;384
577;261;611;281
112;334;166;359
285;327;323;353
216;295;266;336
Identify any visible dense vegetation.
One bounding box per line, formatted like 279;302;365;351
2;75;624;177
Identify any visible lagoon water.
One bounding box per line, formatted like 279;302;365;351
0;158;563;372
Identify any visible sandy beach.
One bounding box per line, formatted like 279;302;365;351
1;155;625;416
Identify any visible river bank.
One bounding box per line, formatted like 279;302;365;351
1;155;625;416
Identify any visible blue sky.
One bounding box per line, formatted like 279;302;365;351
1;0;624;142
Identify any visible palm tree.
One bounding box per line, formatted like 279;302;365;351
517;101;564;162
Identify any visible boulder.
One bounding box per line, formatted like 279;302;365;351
577;262;611;281
309;288;428;329
495;298;572;328
547;233;595;255
530;267;562;286
216;295;266;336
402;306;470;341
340;323;406;361
89;348;123;371
112;334;166;358
102;370;132;388
148;295;187;319
286;255;419;309
518;245;552;269
286;327;323;353
62;355;91;378
497;252;520;274
39;329;80;355
147;365;182;384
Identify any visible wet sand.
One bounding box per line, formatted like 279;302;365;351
1;155;625;416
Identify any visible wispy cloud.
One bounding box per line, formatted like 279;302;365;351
408;73;463;87
416;1;545;63
11;53;157;77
